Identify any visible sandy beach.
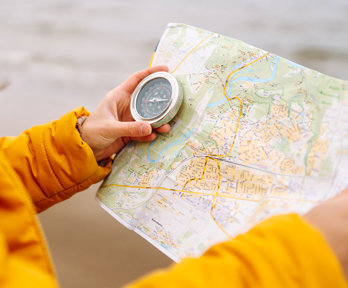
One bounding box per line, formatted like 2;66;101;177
0;0;347;287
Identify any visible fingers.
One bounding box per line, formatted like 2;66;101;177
111;119;170;144
134;124;171;141
120;65;169;94
339;187;348;196
154;124;171;133
134;133;157;142
112;121;152;138
130;123;171;143
110;121;170;143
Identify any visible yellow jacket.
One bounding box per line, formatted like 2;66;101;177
0;107;347;287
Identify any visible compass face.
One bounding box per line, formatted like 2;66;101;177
135;77;172;119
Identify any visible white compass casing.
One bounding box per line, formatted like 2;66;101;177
130;72;183;128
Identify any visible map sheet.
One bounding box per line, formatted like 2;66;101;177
97;23;348;262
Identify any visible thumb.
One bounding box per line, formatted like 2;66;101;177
112;121;152;138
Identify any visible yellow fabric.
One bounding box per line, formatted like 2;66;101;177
0;107;346;288
0;107;111;287
128;214;348;288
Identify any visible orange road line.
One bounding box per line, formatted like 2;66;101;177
212;158;221;209
205;96;242;158
222;52;270;100
170;33;216;74
206;53;270;158
209;158;233;238
210;209;232;238
180;156;208;192
225;97;243;157
102;183;210;196
148;51;156;68
101;183;258;202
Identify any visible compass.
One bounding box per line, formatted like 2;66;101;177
130;72;183;128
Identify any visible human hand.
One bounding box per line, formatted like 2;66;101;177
80;65;170;161
304;188;348;279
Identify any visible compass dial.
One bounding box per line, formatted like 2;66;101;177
135;78;172;119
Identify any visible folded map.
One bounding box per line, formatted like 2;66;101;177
97;23;348;262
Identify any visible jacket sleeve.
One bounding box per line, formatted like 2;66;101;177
0;107;111;213
126;214;348;288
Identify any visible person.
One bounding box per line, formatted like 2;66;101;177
0;65;347;288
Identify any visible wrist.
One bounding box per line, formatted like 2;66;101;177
76;116;111;166
76;116;88;141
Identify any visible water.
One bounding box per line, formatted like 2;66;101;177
0;1;347;287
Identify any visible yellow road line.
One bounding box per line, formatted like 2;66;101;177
180;156;208;192
148;51;156;68
170;33;216;74
210;209;232;238
212;158;221;209
101;183;258;202
209;158;233;238
222;52;270;100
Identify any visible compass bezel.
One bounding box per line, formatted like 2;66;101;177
130;71;183;128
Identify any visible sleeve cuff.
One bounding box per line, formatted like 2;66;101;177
30;107;111;212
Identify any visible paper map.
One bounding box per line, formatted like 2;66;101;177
97;23;348;262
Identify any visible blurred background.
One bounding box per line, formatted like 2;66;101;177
0;0;347;287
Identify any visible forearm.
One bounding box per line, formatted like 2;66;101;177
0;107;111;213
127;214;347;288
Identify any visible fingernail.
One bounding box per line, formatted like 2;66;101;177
140;123;151;135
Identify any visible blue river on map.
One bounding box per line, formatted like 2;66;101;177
206;56;280;108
